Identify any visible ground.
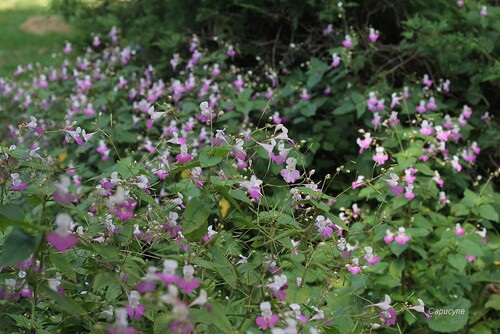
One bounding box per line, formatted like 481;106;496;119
0;0;72;77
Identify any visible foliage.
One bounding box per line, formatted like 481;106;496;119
0;1;499;333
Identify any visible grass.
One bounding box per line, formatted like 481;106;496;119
0;0;74;77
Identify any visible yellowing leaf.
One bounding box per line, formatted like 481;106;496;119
58;152;68;162
219;198;230;220
180;169;191;179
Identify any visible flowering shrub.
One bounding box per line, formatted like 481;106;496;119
1;4;500;334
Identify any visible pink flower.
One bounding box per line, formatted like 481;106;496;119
466;255;476;262
457;1;464;8
108;308;136;334
280;158;300;183
331;53;341;67
419;120;434;136
364;247;381;265
426;97;437;110
368;28;379;42
227;45;236;58
416;100;427;114
373;147;389;165
384;229;394;244
125;291;146;320
267;274;288;300
176;145;193;164
347;257;366;275
408;299;432;319
380;307;397;326
384;173;404;196
241;175;263;201
136;267;158;293
439;191;450;205
352;175;365;189
356;133;372;153
323;24;333;36
63;42;72;54
202;225;218;242
9;173;27;191
46;213;78;252
196;101;216;124
233;74;244;90
395;227;410;245
455;223;465;236
342;34;353;48
480;6;487;17
300;88;310;100
315;215;334;238
405;185;415;200
476;228;487;244
157;259;180;285
178;265;200;295
433;171;444;188
256;302;280;330
422;74;432;87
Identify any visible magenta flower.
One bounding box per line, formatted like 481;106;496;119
433;171;444;188
178;265;200;295
395;227;410;245
126;291;146;320
9;173;27;191
176;145;193;164
356;133;372;154
347;257;367;274
426;97;437;110
384;229;394;244
416;100;427;114
157;259;180;285
422;74;432;87
384;173;404;196
227;45;236;58
300;88;310;100
136;267;159;293
451;156;462;172
380;307;397;326
457;1;464;8
342;34;353;48
241;175;263;201
323;24;333;36
480;5;487;17
315;215;334;238
46;213;78;252
455;223;465;236
256;302;280;330
280;158;300;183
364;246;381;265
368;28;379;42
268;274;288;300
466;255;476;262
409;299;432;319
352;175;365;189
476;228;487;244
202;225;218;242
108;308;136;334
419;120;434;136
63;41;72;54
373;147;389;165
331;53;341;67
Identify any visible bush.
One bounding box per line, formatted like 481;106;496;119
0;18;499;333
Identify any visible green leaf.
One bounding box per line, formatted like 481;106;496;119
153;313;171;334
389;258;405;279
50;253;76;281
448;253;466;272
286;285;311;304
183;198;211;242
117;157;137;179
332;101;355;115
460;239;484;256
191;301;233;333
350;91;366;118
199;150;222;167
478;204;498;222
415;163;435;176
0;228;41;268
428;298;471;332
210;247;237;289
0;203;25;222
40;284;86;318
485;295;500;311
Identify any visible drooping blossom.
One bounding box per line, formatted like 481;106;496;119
331;53;341;67
416;100;427;114
176;145;193;164
9;173;28;191
157;259;180;285
256;302;280;331
384;173;404;196
419;120;434;136
342;34;353;48
433;170;444;188
422;74;432;87
178;265;200;294
240;175;263;201
408;299;432;319
280;158;300;183
267;274;288;300
426;97;437;110
357;132;372;153
364;246;381;265
202;225;218;242
439;191;450;204
108;308;136;334
352;175;365;189
368;28;379;42
300;88;310;100
315;215;334;238
347;257;367;275
455;223;465;236
373;146;389;165
125;291;146;320
196;101;216;124
395;227;410;245
368;295;397;327
476;228;487;244
384;229;394;244
46;213;78;252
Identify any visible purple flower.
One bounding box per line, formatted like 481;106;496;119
46;213;78;252
379;307;397;326
9;173;27;191
256;302;280;330
280;158;300;183
125;291;146;320
178;265;200;295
